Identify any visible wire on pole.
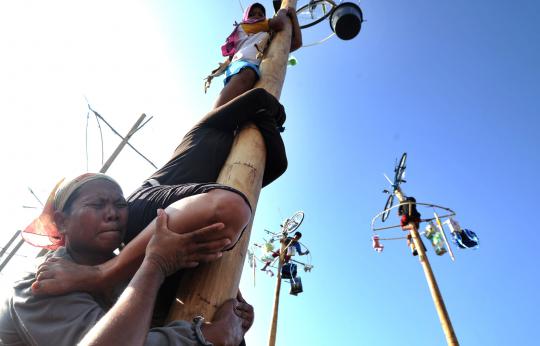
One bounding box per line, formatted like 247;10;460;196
87;104;157;169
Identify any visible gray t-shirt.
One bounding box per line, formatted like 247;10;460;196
0;248;204;346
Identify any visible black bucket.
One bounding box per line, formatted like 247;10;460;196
281;263;297;279
290;277;303;295
330;2;364;40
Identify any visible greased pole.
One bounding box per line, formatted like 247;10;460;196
394;188;459;346
168;0;297;321
268;229;288;346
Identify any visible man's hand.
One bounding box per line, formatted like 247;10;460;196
235;291;254;332
145;209;231;277
201;292;255;346
32;257;101;296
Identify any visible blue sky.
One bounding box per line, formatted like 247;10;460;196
1;1;539;345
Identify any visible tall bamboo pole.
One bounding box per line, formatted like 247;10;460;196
394;188;459;346
167;0;297;322
268;236;287;346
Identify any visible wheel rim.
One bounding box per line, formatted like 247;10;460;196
394;152;407;184
297;0;336;29
382;194;394;222
285;211;305;233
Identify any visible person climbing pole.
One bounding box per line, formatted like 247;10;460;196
398;196;427;256
205;2;302;108
260;231;308;271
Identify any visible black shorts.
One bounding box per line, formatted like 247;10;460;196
125;182;250;243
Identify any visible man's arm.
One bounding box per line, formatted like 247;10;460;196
79;259;165;346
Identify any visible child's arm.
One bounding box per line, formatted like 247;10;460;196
204;56;232;93
269;8;289;32
268;8;303;51
287;7;303;51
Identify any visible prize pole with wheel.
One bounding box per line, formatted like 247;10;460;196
167;0;299;323
246;211;312;346
393;187;459;346
269;229;287;346
267;211;307;346
372;153;460;346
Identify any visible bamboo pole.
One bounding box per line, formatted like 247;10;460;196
268;237;287;346
99;113;147;173
0;231;21;259
394;189;459;346
0;238;25;272
167;0;297;322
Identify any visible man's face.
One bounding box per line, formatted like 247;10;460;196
62;179;128;258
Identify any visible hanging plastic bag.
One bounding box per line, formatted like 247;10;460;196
424;222;447;256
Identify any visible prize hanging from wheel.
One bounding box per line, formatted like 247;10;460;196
370;152;480;259
248;210;315;346
368;153;481;345
248;211;314;296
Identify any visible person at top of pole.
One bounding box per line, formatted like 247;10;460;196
260;231;309;272
398;196;421;230
206;2;302;108
283;231;309;257
398;196;426;256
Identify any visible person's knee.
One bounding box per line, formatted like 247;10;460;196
207;189;251;246
163;189;251;249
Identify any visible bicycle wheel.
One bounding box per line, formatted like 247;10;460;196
381;194;394;222
285;211;305;233
394;152;407;184
297;0;337;29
